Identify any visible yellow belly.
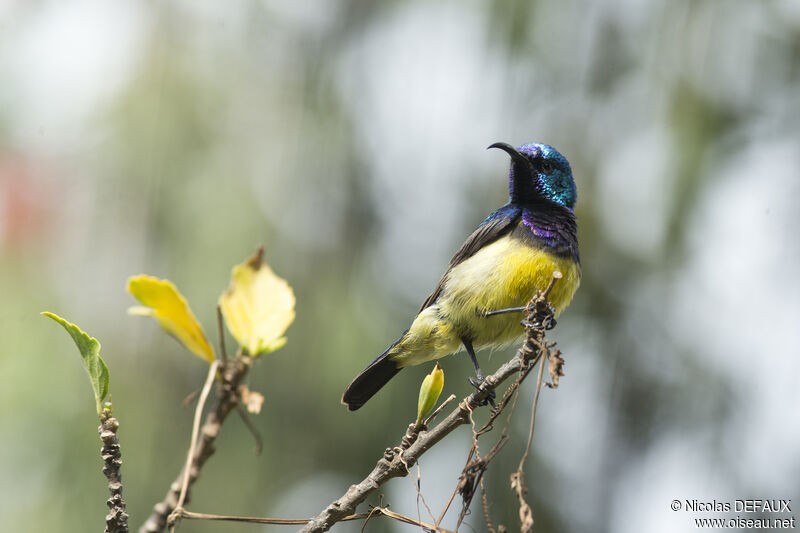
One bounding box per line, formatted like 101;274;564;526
390;234;580;368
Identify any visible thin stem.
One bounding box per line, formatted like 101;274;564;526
518;344;547;472
216;305;227;367
140;353;251;533
422;394;457;427
170;360;219;528
235;404;264;455
177;509;370;525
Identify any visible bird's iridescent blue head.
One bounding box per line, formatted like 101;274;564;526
489;141;577;209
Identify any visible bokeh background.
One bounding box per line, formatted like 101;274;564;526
2;1;799;532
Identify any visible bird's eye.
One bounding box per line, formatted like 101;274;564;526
541;162;554;174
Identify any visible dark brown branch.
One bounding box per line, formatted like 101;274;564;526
99;408;129;533
138;353;251;533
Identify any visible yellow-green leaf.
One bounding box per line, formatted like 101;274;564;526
219;248;295;357
127;275;215;363
42;312;109;415
416;362;444;425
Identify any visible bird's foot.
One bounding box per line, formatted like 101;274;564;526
522;303;557;330
468;376;497;408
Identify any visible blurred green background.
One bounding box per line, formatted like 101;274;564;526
1;1;799;532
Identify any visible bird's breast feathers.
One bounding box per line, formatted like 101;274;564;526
438;231;580;346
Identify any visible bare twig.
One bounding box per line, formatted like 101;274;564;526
180;388;201;408
235;403;264;455
509;332;552;533
480;477;497;533
435;442;466;527
423;393;457;427
177;509;372;525
412;464;437;526
168;360;220;530
139;352;251;533
216;305;227;367
518;341;547;473
175;506;453;531
99;407;129;533
455;434;508;530
445;352;535;530
375;506;456;532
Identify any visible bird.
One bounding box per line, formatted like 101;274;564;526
342;142;581;411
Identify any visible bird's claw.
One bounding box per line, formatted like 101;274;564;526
468;376;497;408
521;304;557;330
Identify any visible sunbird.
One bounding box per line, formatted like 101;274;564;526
342;142;580;411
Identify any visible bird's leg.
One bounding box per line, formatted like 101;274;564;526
462;338;496;407
464;338;484;381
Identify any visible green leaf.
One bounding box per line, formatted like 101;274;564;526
42;312;109;415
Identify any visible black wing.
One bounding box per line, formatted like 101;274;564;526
418;210;520;312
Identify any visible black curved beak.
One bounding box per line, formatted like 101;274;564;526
487;142;527;164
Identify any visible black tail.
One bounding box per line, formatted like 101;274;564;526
342;335;405;411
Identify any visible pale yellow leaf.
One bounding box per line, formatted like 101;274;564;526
219;249;295;356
